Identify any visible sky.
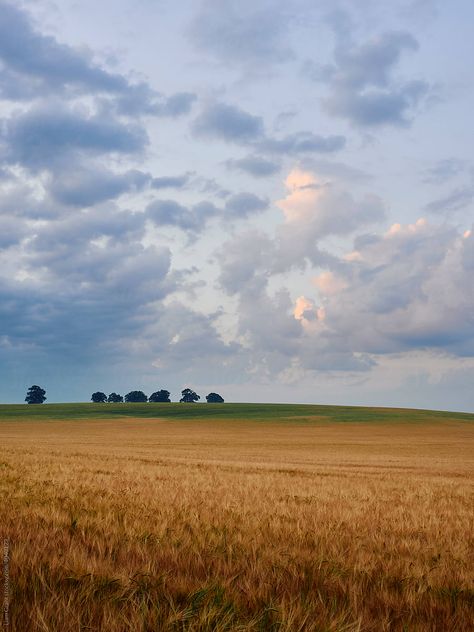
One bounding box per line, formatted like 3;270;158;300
0;0;473;410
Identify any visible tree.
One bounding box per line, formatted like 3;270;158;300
91;391;107;403
125;390;147;403
206;392;224;403
149;390;171;403
25;385;46;404
180;388;200;403
107;392;123;403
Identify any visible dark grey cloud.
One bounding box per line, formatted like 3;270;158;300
151;173;193;190
225;192;269;217
192;102;346;158
0;215;28;247
192;102;264;143
0;200;240;397
425;187;474;215
113;85;197;118
0;3;196;118
147;191;269;232
191;176;231;199
334;31;419;89
325;80;429;127
0;223;174;372
0;1;127;97
226;154;281;178
189;0;293;66
147;199;220;232
4;103;147;169
49;166;150;207
29;208;147;258
307;28;431;127
154;92;197;117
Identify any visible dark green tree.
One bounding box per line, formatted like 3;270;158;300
125;390;148;403
206;392;224;403
25;385;46;404
107;392;123;403
91;391;107;403
180;388;200;403
149;390;171;403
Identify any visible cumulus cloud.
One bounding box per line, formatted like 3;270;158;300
215;217;474;380
276;168;385;239
314;220;474;356
225;192;269;217
307;29;431;127
0;2;196;117
0;1;127;98
216;167;383;296
4;103;147;169
152;92;197;118
147;199;219;232
192;102;264;143
151;173;194;190
147;191;269;233
49;166;150;207
192;102;346;158
226;155;281;178
217;230;276;295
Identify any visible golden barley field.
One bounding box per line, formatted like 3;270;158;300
0;406;473;631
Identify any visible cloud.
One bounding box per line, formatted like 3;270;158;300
147;191;269;233
149;301;240;367
0;1;127;98
424;187;474;215
192;102;346;159
151;173;193;190
192;102;346;162
276;168;385;239
308;29;431;127
422;158;467;185
192;102;264;143
0;215;28;247
147;199;220;232
314;220;474;357
260;131;346;155
217;230;276;295
215;168;383;297
49;166;150;207
189;0;293;67
0;227;173;369
214;217;474;380
0;3;196;118
4;103;147;169
152;92;197;117
114;85;197;118
225;192;269;217
325;80;429;127
226;154;281;178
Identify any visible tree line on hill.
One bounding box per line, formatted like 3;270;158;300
24;385;224;404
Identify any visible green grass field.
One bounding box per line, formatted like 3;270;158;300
0;401;472;423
